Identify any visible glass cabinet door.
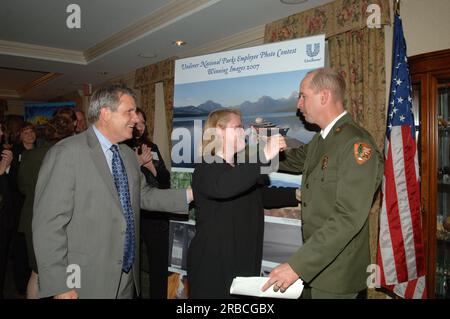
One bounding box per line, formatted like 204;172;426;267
436;81;450;298
410;49;450;298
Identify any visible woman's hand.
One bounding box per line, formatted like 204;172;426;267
137;144;158;177
0;149;13;175
136;144;152;166
263;135;287;160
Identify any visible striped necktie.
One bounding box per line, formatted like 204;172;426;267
110;144;135;273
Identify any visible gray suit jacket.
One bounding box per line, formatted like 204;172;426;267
32;127;188;298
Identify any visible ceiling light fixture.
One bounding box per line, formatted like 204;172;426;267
173;40;186;47
280;0;308;4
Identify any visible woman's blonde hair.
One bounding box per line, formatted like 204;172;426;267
200;108;241;158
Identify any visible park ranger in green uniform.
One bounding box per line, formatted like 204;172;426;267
262;68;384;299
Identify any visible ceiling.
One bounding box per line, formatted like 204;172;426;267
0;0;333;101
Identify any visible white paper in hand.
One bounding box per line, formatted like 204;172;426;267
230;277;303;299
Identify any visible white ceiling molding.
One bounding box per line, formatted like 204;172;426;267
18;72;61;95
180;24;265;59
84;0;222;62
0;39;86;65
0;71;61;99
0;89;20;98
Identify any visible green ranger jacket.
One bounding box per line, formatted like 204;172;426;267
279;113;384;294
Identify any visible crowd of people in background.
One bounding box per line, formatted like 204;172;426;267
0;108;87;298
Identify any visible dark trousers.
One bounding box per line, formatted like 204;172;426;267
140;214;169;299
8;193;30;294
11;232;31;293
0;209;9;299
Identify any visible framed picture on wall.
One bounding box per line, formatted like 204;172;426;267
24;101;75;127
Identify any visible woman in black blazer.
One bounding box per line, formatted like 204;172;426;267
125;107;171;299
188;108;298;298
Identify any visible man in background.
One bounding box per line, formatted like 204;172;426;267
75;110;87;133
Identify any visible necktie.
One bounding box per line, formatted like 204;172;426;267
110;145;135;273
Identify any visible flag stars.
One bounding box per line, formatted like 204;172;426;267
399;115;406;122
390;100;395;106
397;97;404;104
408;96;413;103
393;107;398;114
396;78;403;86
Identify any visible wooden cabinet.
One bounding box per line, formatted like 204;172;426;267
410;48;450;298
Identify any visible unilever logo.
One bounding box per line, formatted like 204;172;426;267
306;43;320;57
305;43;321;62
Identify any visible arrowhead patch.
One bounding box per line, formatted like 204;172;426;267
354;143;372;165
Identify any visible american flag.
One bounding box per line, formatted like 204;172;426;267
377;14;427;299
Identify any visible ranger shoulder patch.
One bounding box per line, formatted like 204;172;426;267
354;142;372;165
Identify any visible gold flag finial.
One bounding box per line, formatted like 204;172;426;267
394;0;400;15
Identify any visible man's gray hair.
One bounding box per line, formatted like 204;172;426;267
306;68;346;104
88;84;137;123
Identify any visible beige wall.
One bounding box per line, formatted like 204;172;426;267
385;0;450;114
402;0;450;56
153;82;171;170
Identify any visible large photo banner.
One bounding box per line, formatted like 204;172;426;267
172;35;325;170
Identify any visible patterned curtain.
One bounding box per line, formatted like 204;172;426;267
328;28;387;148
134;58;175;143
163;77;175;150
264;0;391;298
139;84;156;139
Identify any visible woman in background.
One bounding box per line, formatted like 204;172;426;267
18;115;74;298
0;122;13;298
125;107;171;299
188;108;298;299
9;122;37;295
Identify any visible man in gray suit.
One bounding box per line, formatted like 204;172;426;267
32;84;192;299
